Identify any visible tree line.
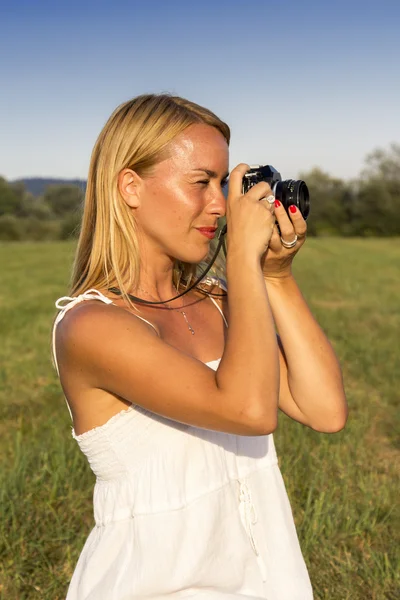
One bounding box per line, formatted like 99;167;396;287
0;143;399;241
0;180;83;241
300;143;400;236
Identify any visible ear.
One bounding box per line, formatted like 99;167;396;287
118;168;143;208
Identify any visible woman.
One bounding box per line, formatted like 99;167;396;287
52;94;347;599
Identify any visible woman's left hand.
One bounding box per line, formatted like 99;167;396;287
260;200;307;280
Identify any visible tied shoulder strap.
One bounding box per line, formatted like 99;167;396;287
52;289;114;421
52;288;114;376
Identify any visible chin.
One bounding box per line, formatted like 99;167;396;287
174;245;210;265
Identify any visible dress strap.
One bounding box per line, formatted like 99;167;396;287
52;289;114;373
52;288;161;420
202;276;228;328
52;289;115;420
208;296;228;328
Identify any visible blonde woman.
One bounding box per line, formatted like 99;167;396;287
52;94;347;599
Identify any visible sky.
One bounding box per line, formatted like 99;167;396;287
1;0;399;182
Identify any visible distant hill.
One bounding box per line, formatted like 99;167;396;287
13;178;86;197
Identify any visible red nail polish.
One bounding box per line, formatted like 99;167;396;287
274;200;281;208
289;205;297;213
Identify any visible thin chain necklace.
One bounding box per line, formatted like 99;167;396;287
137;285;195;336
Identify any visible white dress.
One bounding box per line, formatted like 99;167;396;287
52;289;313;600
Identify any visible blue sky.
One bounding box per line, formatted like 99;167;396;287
1;0;399;181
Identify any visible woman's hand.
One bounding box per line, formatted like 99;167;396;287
226;164;277;262
261;200;308;280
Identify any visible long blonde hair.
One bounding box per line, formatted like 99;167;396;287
70;93;230;304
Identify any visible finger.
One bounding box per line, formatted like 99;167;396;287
268;223;282;252
245;181;273;202
287;205;307;238
259;199;276;219
274;200;296;242
228;163;251;198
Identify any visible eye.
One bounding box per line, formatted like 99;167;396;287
196;180;210;186
221;178;229;189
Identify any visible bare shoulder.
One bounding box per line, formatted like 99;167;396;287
55;300;158;370
53;298;220;431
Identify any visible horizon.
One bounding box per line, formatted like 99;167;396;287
1;0;399;182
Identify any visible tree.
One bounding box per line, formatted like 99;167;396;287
43;184;84;217
6;181;55;219
0;177;23;216
60;212;82;240
0;214;23;240
297;168;353;236
357;143;400;236
361;143;400;185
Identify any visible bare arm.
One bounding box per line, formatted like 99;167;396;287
265;275;348;432
215;254;280;430
56;258;279;438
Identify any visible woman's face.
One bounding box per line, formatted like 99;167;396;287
134;124;229;264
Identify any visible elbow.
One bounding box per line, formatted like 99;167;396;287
312;404;349;434
244;399;278;436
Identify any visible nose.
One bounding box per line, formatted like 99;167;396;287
206;186;226;218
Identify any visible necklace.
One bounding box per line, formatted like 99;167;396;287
137;285;195;336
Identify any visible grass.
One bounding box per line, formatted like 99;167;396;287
0;239;399;599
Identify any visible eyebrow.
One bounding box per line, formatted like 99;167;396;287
193;168;230;180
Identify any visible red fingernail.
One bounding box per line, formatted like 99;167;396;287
274;200;281;208
289;205;297;213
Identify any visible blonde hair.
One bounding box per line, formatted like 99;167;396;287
70;93;230;305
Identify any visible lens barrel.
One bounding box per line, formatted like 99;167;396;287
274;179;310;220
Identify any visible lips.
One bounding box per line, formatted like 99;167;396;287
196;227;217;239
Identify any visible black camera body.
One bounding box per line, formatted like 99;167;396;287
242;165;310;220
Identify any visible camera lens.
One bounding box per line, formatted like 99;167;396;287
274;179;310;220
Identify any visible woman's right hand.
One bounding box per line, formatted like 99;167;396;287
225;163;276;260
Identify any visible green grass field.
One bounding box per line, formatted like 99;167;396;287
0;239;399;599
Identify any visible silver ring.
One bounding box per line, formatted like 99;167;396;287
259;195;275;204
280;235;298;248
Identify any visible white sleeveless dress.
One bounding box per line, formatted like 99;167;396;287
52;288;313;600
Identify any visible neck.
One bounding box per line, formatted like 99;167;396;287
136;282;180;304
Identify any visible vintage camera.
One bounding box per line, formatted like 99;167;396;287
242;165;310;220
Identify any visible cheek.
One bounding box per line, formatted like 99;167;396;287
145;184;202;231
135;194;178;241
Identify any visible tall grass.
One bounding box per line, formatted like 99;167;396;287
0;240;399;599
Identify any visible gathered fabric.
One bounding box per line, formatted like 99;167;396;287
53;289;313;599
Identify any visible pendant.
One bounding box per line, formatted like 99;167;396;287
180;310;195;335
